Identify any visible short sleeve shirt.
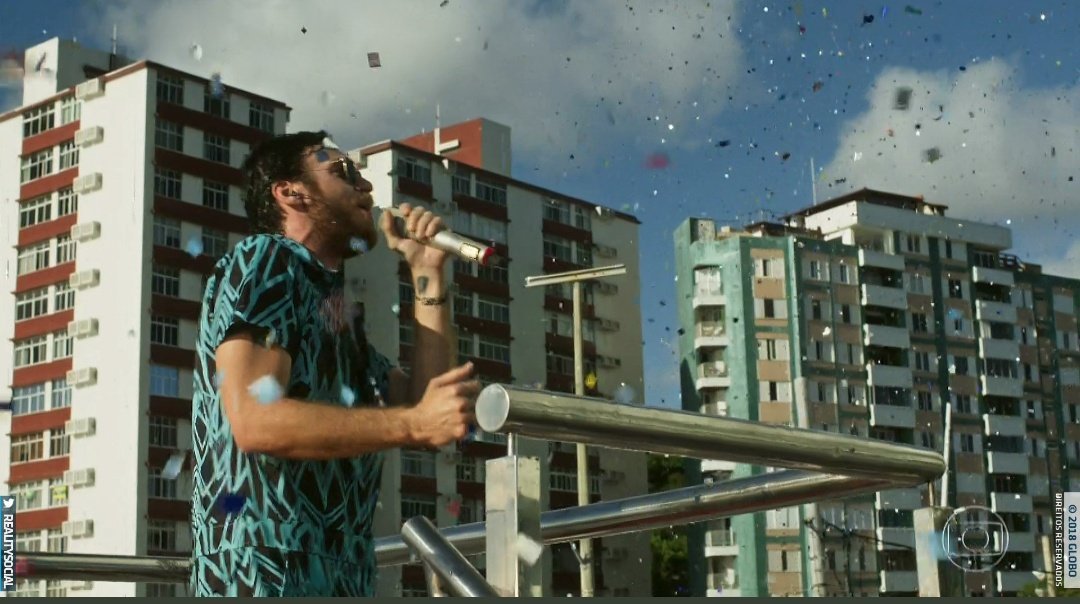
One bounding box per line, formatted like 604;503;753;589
191;234;394;577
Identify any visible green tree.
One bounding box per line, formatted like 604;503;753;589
1018;574;1080;597
649;454;690;596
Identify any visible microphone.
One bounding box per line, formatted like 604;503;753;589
381;207;498;266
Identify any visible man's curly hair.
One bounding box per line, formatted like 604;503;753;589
241;130;329;234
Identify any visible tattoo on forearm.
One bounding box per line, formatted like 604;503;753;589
417;276;429;295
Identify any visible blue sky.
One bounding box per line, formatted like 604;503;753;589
3;1;1078;409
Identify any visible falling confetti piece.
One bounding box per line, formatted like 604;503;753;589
265;329;278;347
300;26;308;34
248;375;284;405
613;383;636;405
516;533;543;566
645;152;670;169
923;147;943;163
894;87;913;110
904;5;922;15
190;44;203;61
715;139;731;147
822;326;832;336
221;493;246;514
391;303;400;316
367;52;381;68
585;372;598;389
446;499;461;518
862;13;874;24
341;385;356;407
185;237;204;258
440;0;449;5
213;371;224;389
812;81;824;92
349;236;369;253
162;453;186;480
209;73;224;98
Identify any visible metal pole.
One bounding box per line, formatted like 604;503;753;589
572;280;594;597
794;377;826;597
940;402;953;508
401;516;498;597
486;456;544;596
476;385;945;483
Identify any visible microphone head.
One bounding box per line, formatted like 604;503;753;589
478;246;496;266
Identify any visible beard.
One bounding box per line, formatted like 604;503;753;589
309;194;377;260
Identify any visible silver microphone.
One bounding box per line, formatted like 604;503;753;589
382;207;497;266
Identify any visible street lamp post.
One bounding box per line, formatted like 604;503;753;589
525;263;627;598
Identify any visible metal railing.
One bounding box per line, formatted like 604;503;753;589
17;384;945;596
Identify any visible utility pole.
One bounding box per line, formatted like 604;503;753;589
525;264;628;597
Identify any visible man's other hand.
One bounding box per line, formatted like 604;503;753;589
407;362;480;448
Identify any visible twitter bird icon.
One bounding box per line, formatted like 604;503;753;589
1;498;13;509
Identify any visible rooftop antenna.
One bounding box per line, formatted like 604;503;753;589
111;24;118;55
810;157;818;206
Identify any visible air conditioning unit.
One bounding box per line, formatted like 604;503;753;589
598;319;620;332
67;581;94;591
73;172;102;194
69;269;100;289
74;126;104;147
602;547;629;562
70;221;101;242
64;468;96;488
597;355;622;369
61;519;94;539
593;244;617;259
65;417;97;437
67;318;99;338
602;470;625;484
440;450;462;464
75;78;104;100
66;367;98;387
595;282;619;296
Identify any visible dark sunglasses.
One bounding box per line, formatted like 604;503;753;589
302;156;363;186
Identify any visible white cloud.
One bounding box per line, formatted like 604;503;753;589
93;0;744;168
819;59;1080;278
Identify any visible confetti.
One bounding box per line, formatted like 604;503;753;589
894;87;913;110
862;13;874;24
367;52;382;68
923;147;943;163
715;139;731;147
341;385;356;407
904;5;922;15
585;372;598;389
391;303;400;316
190;44;203;61
349;237;369;253
301;26;308;34
248;375;284;405
185;237;204;258
213;371;224;389
613;383;636;405
645;152;670;169
265;329;278;348
516;532;544;566
446;498;462;518
162;453;186;480
812;81;824;92
822;326;832;336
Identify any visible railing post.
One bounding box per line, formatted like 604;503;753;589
401;516;497;597
914;506;962;597
485;454;543;596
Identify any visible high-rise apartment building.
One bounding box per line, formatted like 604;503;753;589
349;118;651;597
1;38;288;597
674;189;1079;597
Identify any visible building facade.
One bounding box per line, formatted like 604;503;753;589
1;38;288;597
350;118;651;597
674;189;1079;597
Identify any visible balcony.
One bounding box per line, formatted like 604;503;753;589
702;459;738;473
986;451;1029;474
996;570;1036;592
983;414;1026;437
704;529;738;558
973;266;1015;287
867;364;914;389
861;283;908;310
876;487;923;510
981;375;1023;398
695;322;730;350
864;324;911;349
871;403;916;429
876;527;916;551
693;288;725;309
976;300;1018;323
1008;531;1036;552
859;248;905;271
979;337;1020;362
879;570;918;592
696;362;731;390
990;491;1033;514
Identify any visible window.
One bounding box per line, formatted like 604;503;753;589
401;451;436;477
23;104;55;137
838;264;850;283
52;330;73;359
458;498;484;524
203;134;231;164
911;312;929;333
955;395;974;414
249;102;274;132
456;458;485;483
474;179;507;205
477;295;510;323
202;228;230;259
49;427;69;457
478;336;511;363
759;339;780;360
51;379;71;409
155;119;184;151
154;168;182;199
153;215;182;247
17;241;50;275
401;495;437;521
809;260;822;279
985;358;1017;379
12;385;46;415
54;281;74;311
59;97;80;125
204;88;231;118
16;288;50;321
959;433;975;453
906;234;922;254
452;172;471;196
14;336;49;367
478;262;508;284
397;156;432;184
156;74;184;104
146;584;178;598
543;199;573;224
57;187;77;216
55;234;76;264
399;320;414;346
149;416;178;447
909;273;926;294
453;211;508;243
16;531;42;553
152;265;181;297
767;381;779;401
148;468;179;499
151;316;180;346
21;149;53;183
458;335;475;360
58;141;78;170
919;431;935;449
840;304;852;324
202;180;229;211
781;551;789;571
763;298;776;318
948;279;964;299
147;520;178;552
19;195;52;228
12;433;45;464
914;351;930;372
917;390;933;411
47;528;67;554
543;235;573;262
11;481;45;512
150;365;180;397
952;356;970;375
811;298;822;320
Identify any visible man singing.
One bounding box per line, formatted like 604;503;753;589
189;131;477;596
